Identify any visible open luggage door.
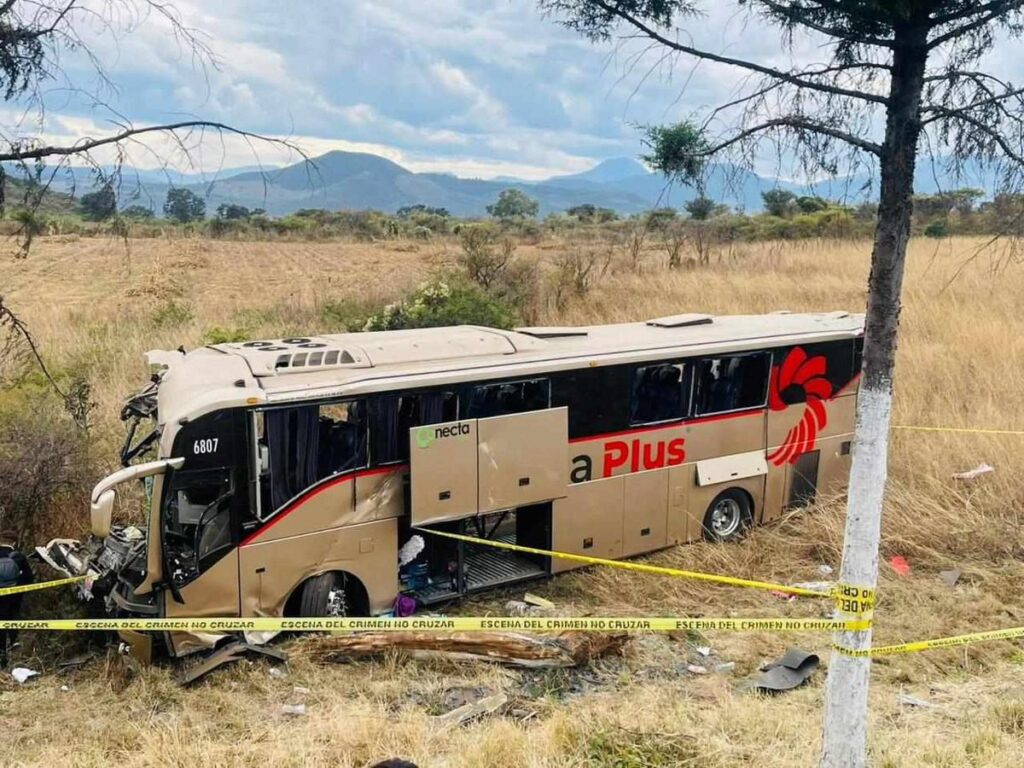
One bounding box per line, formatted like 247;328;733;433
409;407;569;526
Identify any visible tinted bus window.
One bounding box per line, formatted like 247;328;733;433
465;379;550;418
371;390;458;465
551;366;630;439
551;365;630;439
630;363;686;425
258;400;367;511
693;353;770;415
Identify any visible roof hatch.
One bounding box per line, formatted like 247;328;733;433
646;313;713;328
515;326;589;339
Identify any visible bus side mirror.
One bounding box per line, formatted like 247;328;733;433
91;489;116;538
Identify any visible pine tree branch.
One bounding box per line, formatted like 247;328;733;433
699;116;882;157
580;0;890;105
928;2;1024;49
925;107;1024;166
757;0;895;47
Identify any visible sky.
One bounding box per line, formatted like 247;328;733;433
4;1;1020;182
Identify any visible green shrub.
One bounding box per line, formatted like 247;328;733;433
319;298;379;332
201;325;250;344
150;299;195;328
924;218;950;238
363;275;515;331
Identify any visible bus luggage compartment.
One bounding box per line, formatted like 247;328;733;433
409;407;568;526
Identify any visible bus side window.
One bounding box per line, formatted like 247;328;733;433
371;391;458;465
259;400;367;513
465;378;550;419
318;401;368;477
693;353;770;415
630;363;686;425
551;366;630;439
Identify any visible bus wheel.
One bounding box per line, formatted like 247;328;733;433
702;489;752;543
299;572;352;617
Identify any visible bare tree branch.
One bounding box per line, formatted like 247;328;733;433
0;120;299;162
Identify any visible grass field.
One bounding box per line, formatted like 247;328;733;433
2;234;1024;767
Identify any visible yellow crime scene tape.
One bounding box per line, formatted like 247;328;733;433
836;625;1024;658
0;574;87;597
416;527;876;616
0;616;870;633
893;424;1024;436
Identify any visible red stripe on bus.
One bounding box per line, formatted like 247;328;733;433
568;408;762;445
240;464;407;547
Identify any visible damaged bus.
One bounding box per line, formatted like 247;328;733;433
39;311;863;659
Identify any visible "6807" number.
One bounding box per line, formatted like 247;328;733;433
193;438;220;455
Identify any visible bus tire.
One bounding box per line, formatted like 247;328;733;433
701;489;753;543
298;572;352;617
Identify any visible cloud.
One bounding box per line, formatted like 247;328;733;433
18;0;1017;184
429;61;508;127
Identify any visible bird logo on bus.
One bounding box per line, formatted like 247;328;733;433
767;346;833;466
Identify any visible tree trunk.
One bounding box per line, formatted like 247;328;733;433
819;22;929;768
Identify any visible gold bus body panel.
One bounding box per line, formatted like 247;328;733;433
477;408;568;514
239;517;398;617
552;475;625;572
410;419;479;525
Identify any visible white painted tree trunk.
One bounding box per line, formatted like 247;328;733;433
819;384;893;768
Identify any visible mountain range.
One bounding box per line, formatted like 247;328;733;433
24;149;1001;217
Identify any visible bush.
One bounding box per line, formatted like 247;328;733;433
150;299;195;328
201;325;250;344
458;224;510;289
0;393;96;543
363;276;515;331
924;218;951;238
319;298;379;332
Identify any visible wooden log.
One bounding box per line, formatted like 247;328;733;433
293;631;627;668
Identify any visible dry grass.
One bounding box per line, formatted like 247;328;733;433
2;234;1024;766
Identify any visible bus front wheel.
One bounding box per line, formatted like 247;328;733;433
298;572;367;617
701;489;753;543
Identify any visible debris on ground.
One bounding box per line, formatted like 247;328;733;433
281;703;307;717
686;664;709;675
769;590;797;602
293;686;310;696
898;692;937;709
432;692;508;727
818;564;834;576
523;593;555;610
889;555;911;576
177;640;288;686
695;646;712;657
952;463;995;481
938;569;962;588
739;649;819;694
295;631;627;669
714;662;736;675
268;666;286;679
11;667;39;684
394;594;417;617
790;581;835;593
57;652;97;670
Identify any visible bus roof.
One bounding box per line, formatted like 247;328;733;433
165;310;862;399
